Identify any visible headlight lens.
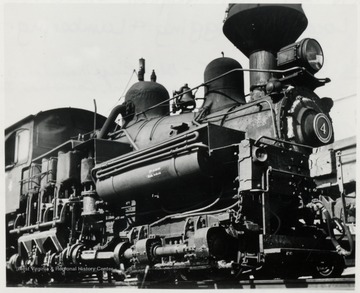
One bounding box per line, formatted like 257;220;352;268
301;38;324;72
277;38;324;74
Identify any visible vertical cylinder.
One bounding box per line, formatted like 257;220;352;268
81;190;98;216
249;50;276;89
56;151;81;185
40;158;48;190
138;58;145;81
40;157;58;190
81;158;95;184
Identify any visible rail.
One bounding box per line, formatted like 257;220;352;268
10;276;355;289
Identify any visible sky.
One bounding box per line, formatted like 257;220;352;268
3;0;358;140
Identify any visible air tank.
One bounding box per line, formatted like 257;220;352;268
96;150;213;205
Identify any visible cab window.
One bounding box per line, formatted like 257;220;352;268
5;129;30;167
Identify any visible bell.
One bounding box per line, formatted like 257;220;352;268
179;92;195;107
176;84;195;109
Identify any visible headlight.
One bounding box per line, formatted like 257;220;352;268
277;38;324;74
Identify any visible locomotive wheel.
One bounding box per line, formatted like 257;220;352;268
312;258;344;278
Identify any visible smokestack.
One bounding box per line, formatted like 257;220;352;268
223;4;308;99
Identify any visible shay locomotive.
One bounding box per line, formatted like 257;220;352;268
5;4;356;286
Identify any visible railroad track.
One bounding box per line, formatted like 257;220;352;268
141;277;355;289
10;276;355;289
236;277;355;289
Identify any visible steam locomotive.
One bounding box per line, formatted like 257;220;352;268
6;4;356;286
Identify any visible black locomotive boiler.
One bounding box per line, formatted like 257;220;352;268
5;4;356;286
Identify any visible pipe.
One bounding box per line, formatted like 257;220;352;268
254;135;313;150
121;129;139;150
53;185;60;221
98;103;127;139
326;214;353;256
310;200;353;256
97;131;199;170
126;66;307;121
96;143;207;180
25;193;33;226
153;244;187;257
150;200;240;227
93;131;199;178
202;98;278;138
323;208;353;256
9;201;72;234
96;138;201;178
9;196;82;234
37;190;45;223
93;99;97;135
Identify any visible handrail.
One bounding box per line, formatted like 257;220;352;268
254;135;313;149
117;67;308;122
